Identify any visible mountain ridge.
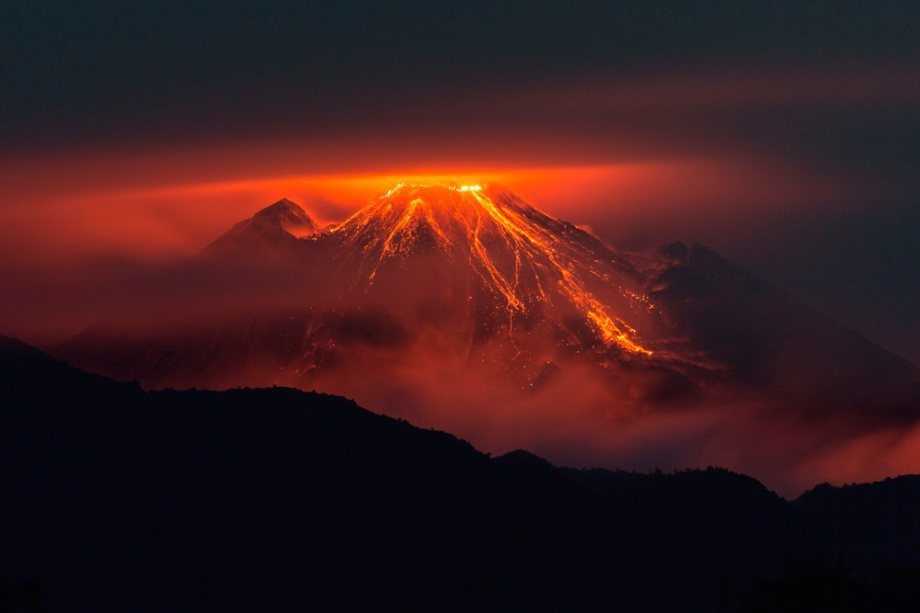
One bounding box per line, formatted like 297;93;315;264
3;335;920;612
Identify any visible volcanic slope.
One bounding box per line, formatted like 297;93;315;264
60;183;920;424
63;185;679;391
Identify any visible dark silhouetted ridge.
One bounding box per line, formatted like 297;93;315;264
2;337;920;612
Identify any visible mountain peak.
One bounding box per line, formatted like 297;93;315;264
354;182;521;220
380;181;493;198
202;198;317;257
256;197;304;214
252;198;317;235
329;182;654;355
334;182;548;252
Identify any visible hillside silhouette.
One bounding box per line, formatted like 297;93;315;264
2;335;919;612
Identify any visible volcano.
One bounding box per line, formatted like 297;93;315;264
61;184;698;394
58;183;920;487
325;183;655;355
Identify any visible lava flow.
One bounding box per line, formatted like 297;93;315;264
331;182;653;355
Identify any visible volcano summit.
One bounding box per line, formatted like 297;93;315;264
330;183;653;354
59;182;920;491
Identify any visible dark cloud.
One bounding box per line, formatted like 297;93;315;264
3;1;918;147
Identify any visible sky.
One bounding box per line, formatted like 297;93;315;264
2;1;919;363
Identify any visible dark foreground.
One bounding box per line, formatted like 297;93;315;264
2;336;919;612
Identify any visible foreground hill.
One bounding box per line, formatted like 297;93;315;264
2;336;919;612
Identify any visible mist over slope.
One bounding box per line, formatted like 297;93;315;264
57;185;920;493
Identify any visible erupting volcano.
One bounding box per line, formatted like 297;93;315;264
332;183;653;354
59;181;920;490
64;182;682;393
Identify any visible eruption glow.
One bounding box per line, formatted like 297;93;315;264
334;183;652;354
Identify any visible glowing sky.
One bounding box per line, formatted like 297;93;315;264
1;1;918;363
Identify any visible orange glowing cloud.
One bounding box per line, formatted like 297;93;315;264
0;152;859;267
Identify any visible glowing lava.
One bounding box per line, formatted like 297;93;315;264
332;182;652;355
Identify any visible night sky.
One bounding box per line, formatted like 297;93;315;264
2;1;919;362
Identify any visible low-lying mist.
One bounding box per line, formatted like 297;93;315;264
20;253;914;499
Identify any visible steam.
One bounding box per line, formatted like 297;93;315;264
298;339;918;498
